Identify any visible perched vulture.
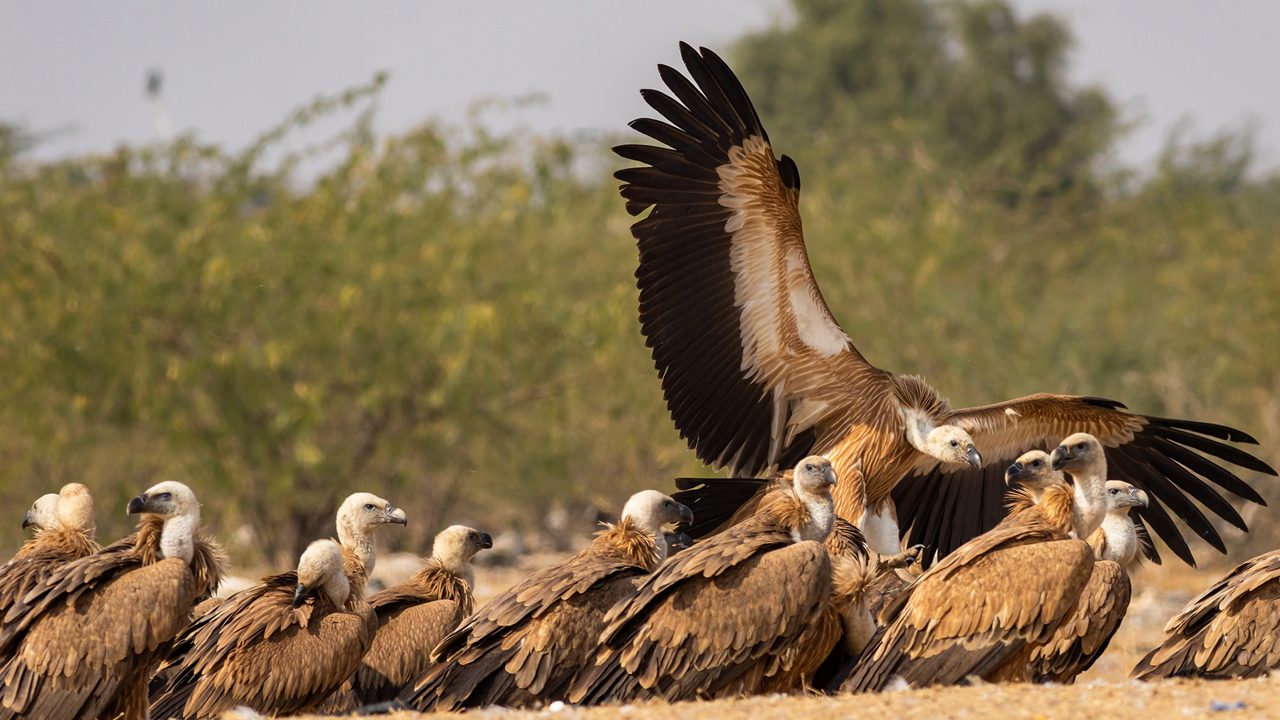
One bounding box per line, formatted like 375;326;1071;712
322;524;492;711
1030;480;1147;683
838;467;1094;691
1;484;99;611
0;481;215;720
1131;546;1280;680
399;490;692;711
617;41;1275;564
568;457;838;704
148;492;404;719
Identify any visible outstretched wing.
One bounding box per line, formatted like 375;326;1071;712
619;42;879;476
893;394;1275;567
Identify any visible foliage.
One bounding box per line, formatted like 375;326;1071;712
2;0;1278;565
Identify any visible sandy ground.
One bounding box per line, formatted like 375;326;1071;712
245;551;1270;720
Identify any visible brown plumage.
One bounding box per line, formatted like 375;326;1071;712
569;458;838;704
838;478;1094;692
620;42;1274;565
0;481;211;720
148;492;404;719
1030;481;1148;683
399;490;691;711
1131;546;1280;680
322;525;491;711
1;484;99;613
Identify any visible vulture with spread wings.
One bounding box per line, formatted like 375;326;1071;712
616;42;1275;565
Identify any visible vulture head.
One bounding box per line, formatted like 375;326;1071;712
336;492;407;575
432;525;492;582
293;538;350;608
55;483;96;537
128;480;201;563
621;490;694;560
1050;433;1104;474
1105;480;1149;512
924;425;982;468
792;455;837;541
1004;450;1062;493
22;493;59;531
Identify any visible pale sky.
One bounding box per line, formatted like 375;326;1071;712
1;1;1276;171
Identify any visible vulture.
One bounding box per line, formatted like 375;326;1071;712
399;490;693;711
1030;480;1147;683
1131;547;1280;679
148;492;405;719
568;457;839;704
0;481;216;720
837;459;1094;691
1;484;99;611
322;524;492;711
617;41;1275;564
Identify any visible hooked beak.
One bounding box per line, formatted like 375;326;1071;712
1132;488;1150;508
21;510;34;529
1050;445;1073;471
1004;462;1023;487
477;532;494;549
127;494;148;515
676;502;694;525
822;466;838;486
386;506;407;525
966;445;982;468
292;583;310;608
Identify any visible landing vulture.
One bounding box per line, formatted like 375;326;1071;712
1030;480;1147;683
618;42;1275;564
568;457;838;704
0;482;215;720
1131;546;1280;679
399;490;691;711
838;467;1093;691
323;524;492;711
148;492;404;718
1;484;99;611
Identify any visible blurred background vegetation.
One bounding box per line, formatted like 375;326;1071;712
3;0;1278;568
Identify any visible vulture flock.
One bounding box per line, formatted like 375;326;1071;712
2;42;1280;719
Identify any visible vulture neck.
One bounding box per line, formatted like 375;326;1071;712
795;490;835;542
1093;511;1140;566
430;554;475;589
621;511;669;562
160;511;199;564
1069;464;1108;540
338;522;377;576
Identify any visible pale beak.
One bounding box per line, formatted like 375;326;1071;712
21;510;34;529
1050;446;1071;471
1133;488;1150;507
1004;462;1022;487
387;506;407;525
822;466;838;486
676;503;694;525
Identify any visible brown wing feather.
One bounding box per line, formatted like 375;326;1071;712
0;528;99;615
345;598;466;706
572;541;831;703
399;526;659;711
1030;560;1131;682
894;395;1275;568
621;42;878;477
149;572;374;719
1132;549;1280;679
0;556;197;719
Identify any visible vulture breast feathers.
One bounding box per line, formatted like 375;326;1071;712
1131;548;1280;680
0;484;99;613
838;483;1094;692
148;539;374;720
569;488;837;705
400;491;689;712
618;41;1275;565
0;482;209;720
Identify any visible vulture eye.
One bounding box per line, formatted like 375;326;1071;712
949;440;959;448
664;500;673;507
1031;460;1042;468
364;503;376;511
1076;442;1086;450
1109;488;1119;495
156;492;172;501
805;464;815;472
